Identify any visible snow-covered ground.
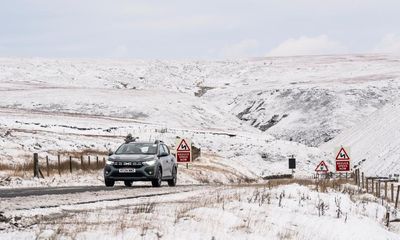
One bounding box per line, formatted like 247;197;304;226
1;182;399;240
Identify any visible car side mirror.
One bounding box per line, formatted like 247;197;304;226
108;151;114;156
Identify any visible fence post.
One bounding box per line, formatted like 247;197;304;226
81;155;84;170
361;172;364;189
386;212;390;228
96;156;99;168
103;157;105;166
395;186;400;209
355;169;359;185
372;179;375;194
384;181;388;200
88;156;91;168
376;180;381;198
366;178;369;193
69;156;72;173
33;153;39;178
391;184;394;202
58;154;61;176
46;156;49;177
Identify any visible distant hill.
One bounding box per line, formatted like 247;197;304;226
320;100;400;177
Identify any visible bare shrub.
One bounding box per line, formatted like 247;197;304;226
316;198;329;216
277;229;298;240
335;197;342;218
131;202;156;214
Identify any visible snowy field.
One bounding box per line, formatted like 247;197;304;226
1;181;399;240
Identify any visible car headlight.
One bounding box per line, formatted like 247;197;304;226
106;160;114;165
143;160;156;166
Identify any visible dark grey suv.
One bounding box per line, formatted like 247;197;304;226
104;141;177;187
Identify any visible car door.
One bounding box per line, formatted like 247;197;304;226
158;144;171;177
163;144;174;174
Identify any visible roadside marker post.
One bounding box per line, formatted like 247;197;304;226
58;154;61;176
33;153;39;178
69;156;72;173
46;156;50;177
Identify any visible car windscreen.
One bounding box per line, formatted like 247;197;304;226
115;143;158;155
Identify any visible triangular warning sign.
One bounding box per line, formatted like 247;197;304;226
335;147;350;160
315;161;329;173
177;139;190;151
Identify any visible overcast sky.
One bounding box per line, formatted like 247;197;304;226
1;0;400;59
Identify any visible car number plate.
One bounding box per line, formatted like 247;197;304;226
119;168;136;173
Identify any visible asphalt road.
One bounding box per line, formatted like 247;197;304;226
0;185;182;198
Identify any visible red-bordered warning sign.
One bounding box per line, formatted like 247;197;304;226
335;147;350;161
315;161;329;173
177;139;190;152
176;138;191;163
335;146;351;172
336;161;350;171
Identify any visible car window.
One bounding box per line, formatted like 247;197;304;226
162;145;170;154
158;144;166;155
116;143;158;155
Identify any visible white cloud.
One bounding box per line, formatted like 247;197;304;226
221;39;260;59
373;34;400;54
267;35;347;57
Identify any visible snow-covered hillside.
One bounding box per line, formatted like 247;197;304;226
1;54;400;178
1;55;400;146
320;100;400;177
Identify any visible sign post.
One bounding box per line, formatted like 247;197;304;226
176;138;192;168
335;147;351;173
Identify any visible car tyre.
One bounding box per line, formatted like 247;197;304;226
152;168;162;187
168;167;177;187
124;181;133;187
105;178;115;187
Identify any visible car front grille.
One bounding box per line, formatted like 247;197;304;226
113;161;143;169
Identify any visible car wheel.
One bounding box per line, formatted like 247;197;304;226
152;168;162;187
124;180;133;187
105;178;115;187
168;167;177;187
